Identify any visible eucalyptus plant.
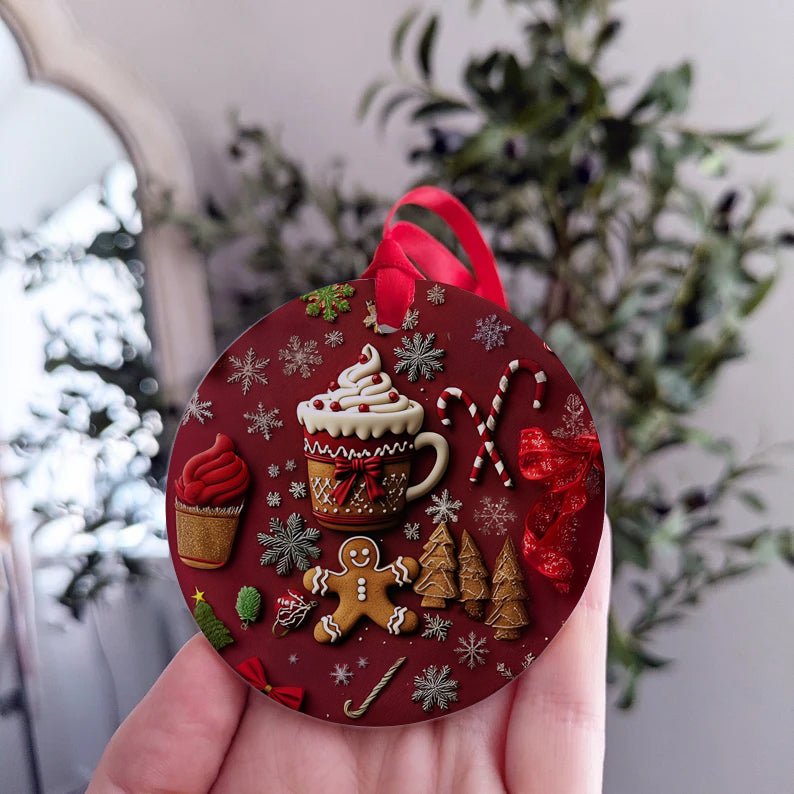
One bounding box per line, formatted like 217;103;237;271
168;0;793;706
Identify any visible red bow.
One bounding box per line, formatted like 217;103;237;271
234;657;304;710
333;455;385;505
518;428;603;594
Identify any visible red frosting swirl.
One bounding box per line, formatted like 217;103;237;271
175;434;250;507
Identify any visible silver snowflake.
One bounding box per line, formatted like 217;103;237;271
496;661;516;680
523;652;535;669
182;391;214;426
455;632;490;669
426;489;462;525
412;665;459;712
288;653;299;665
258;512;321;575
289;481;307;499
426;283;446;305
279;335;323;379
403;522;420;541
393;332;445;382
401;307;420;330
324;330;344;348
268;464;281;478
266;491;281;508
330;663;354;686
285;458;297;472
227;346;270;393
421;613;453;642
356;656;369;669
553;393;595;439
244;402;284;441
472;314;511;352
474;496;518;535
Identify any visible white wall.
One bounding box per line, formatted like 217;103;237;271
56;2;794;792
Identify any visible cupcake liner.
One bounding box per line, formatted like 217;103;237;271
175;500;244;569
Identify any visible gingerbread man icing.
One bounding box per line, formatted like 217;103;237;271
303;536;420;643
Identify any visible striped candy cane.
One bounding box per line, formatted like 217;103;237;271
472;359;546;479
437;387;513;487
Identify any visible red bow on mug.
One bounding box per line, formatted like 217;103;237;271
518;427;603;594
333;455;385;505
234;657;304;710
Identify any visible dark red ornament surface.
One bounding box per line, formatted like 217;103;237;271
166;279;605;726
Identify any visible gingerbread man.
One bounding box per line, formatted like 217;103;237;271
303;536;420;643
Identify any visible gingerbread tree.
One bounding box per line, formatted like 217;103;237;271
486;537;529;640
457;530;491;620
414;522;459;608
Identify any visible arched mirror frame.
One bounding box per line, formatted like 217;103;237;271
0;0;215;407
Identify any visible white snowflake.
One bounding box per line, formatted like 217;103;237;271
244;402;284;441
288;653;299;665
279;335;323;379
553;393;595;439
474;496;518;535
472;314;511;352
421;613;453;642
268;464;281;478
356;656;370;669
412;665;459;712
285;458;297;472
258;512;321;575
330;663;354;686
496;652;535;681
394;332;445;382
324;330;344;348
425;489;462;525
289;481;307;499
266;491;281;508
426;283;446;305
401;308;420;330
227;346;270;393
403;522;420;541
455;632;490;669
182;391;214;426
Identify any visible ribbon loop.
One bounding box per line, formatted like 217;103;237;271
333;455;385;504
361;186;507;329
235;657;304;711
517;427;602;593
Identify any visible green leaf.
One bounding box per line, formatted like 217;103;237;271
631;62;693;116
392;6;420;63
411;98;470;121
357;78;388;120
377;90;417;129
417;14;439;80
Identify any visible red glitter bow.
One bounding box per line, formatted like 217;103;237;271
234;657;304;710
517;428;603;594
333;455;385;504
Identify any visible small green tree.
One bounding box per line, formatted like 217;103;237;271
194;595;234;650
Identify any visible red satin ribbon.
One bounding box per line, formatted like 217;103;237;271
235;657;304;710
517;428;603;594
361;186;509;329
333;455;385;504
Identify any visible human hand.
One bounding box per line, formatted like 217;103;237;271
89;520;610;794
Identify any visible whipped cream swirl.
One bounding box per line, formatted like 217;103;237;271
297;344;424;439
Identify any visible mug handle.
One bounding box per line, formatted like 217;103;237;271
405;432;449;503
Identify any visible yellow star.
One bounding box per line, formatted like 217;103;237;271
191;587;206;605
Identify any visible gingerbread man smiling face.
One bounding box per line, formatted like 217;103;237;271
303;536;420;643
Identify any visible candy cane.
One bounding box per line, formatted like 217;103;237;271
343;656;406;719
437;387;513;487
472;359;547;476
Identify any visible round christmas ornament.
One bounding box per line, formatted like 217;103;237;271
166;187;606;726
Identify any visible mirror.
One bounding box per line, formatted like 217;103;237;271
0;3;212;790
